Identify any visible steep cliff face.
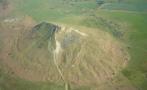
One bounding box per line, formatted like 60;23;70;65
31;22;57;51
13;22;62;81
17;22;58;54
0;20;130;89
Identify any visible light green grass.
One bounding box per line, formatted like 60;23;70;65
95;11;147;90
0;67;90;90
0;66;64;90
11;0;96;21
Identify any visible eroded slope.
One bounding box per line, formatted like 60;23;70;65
0;17;130;89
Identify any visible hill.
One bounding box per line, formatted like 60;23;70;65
0;0;147;90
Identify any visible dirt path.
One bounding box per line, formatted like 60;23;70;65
73;29;88;37
48;36;69;90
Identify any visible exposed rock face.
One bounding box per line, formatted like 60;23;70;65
31;22;57;51
15;22;61;81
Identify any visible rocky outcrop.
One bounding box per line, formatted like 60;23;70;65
31;22;58;51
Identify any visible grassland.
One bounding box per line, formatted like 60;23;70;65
92;11;147;90
0;0;147;90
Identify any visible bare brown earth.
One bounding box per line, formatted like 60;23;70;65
0;0;13;18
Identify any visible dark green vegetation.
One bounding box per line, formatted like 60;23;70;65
122;13;147;90
0;0;147;90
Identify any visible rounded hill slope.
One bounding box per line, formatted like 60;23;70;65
0;20;129;89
